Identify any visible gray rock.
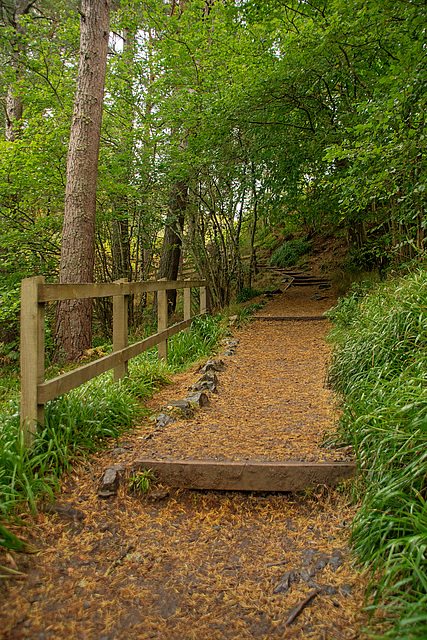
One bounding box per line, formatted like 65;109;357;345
329;549;345;571
199;371;218;384
273;571;299;594
321;585;339;595
98;465;123;498
111;447;127;457
161;399;193;418
200;358;225;373
222;338;239;348
189;380;217;393
156;413;175;428
185;392;209;407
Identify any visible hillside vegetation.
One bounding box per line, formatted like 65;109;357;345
327;268;427;639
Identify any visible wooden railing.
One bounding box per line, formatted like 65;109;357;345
20;276;208;444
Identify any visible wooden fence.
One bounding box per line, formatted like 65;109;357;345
20;276;208;444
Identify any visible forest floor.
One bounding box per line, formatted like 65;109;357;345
0;284;381;640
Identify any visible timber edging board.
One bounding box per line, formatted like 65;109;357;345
254;316;328;322
133;459;356;492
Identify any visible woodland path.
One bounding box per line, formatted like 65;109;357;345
0;286;373;640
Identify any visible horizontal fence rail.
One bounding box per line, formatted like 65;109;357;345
20;277;208;445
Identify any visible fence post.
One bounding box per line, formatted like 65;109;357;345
113;278;129;381
200;285;207;315
184;280;192;331
158;279;168;361
20;276;45;445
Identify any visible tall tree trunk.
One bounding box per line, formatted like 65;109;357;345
156;179;187;313
5;0;29;142
111;214;131;281
55;0;110;362
110;26;133;285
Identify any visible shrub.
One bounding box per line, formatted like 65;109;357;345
269;240;311;268
236;287;262;303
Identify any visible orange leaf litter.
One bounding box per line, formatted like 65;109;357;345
0;286;386;639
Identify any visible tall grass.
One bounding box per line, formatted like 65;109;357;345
326;268;427;639
0;313;227;552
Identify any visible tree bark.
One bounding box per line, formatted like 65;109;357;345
156;179;187;313
55;0;110;362
5;0;29;142
110;26;133;286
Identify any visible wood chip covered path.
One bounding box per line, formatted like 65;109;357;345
0;286;378;640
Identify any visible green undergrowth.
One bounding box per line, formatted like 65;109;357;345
326;268;427;639
0;313;227;554
269;239;312;268
236;287;263;303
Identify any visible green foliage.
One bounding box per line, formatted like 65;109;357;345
129;469;155;494
327;268;427;638
236;287;262;303
325;281;378;330
269;240;311;268
0;522;27;554
166;314;227;370
0;376;134;551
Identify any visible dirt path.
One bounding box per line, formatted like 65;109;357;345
0;286;372;640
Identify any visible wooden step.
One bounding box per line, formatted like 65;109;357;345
133;458;356;492
254;316;328;322
291;281;331;287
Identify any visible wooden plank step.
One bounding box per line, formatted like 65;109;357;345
254;316;328;322
289;275;330;281
133;459;356;492
291;282;331;287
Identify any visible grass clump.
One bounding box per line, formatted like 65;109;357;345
0;379;135;542
269;239;311;268
327;267;427;639
166;314;227;370
129;469;155;494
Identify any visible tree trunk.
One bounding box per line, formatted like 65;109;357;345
110;26;133;285
55;0;110;362
156;179;187;313
5;0;29;142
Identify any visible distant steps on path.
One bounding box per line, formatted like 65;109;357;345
257;265;331;288
254;316;328;322
281;270;331;288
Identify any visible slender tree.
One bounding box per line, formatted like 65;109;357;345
55;0;110;361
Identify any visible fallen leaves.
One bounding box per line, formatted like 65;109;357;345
0;287;384;640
